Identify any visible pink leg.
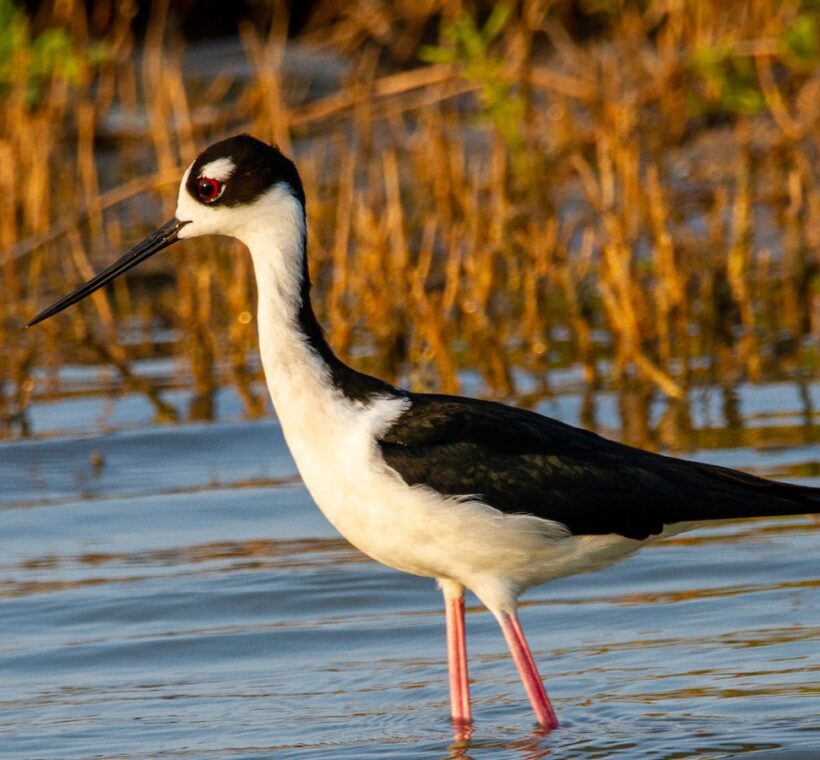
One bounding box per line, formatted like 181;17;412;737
443;585;471;727
497;609;559;730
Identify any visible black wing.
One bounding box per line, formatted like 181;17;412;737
378;393;819;540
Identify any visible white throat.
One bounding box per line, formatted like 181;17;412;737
233;189;410;548
210;185;326;411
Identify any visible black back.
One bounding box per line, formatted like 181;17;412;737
379;393;820;540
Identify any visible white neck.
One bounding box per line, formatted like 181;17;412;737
239;187;335;420
175;173;397;414
177;179;408;531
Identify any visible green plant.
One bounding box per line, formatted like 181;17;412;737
687;44;766;117
781;5;819;67
0;0;106;106
420;4;525;154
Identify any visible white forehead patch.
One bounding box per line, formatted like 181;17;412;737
199;156;236;182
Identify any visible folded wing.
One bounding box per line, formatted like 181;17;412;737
378;394;818;540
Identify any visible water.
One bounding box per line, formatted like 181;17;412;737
1;381;818;759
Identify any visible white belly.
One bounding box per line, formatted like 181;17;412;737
278;393;645;611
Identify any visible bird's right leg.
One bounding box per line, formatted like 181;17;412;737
439;579;471;728
496;607;559;730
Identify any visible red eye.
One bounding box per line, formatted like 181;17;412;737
196;177;224;203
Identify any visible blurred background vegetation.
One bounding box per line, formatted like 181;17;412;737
1;0;818;447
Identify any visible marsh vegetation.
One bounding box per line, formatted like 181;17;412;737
1;0;818;448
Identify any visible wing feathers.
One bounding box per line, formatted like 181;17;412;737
379;394;819;540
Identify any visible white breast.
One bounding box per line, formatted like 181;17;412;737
270;376;646;611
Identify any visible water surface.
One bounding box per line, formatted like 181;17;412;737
1;381;818;759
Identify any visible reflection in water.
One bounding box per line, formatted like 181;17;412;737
578;386;597;433
656;396;695;453
1;537;362;599
797;379;815;437
616;379;655;449
722;381;743;433
445;729;559;760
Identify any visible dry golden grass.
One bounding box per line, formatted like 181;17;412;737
1;0;818;441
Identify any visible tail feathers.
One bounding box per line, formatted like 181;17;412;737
689;459;820;518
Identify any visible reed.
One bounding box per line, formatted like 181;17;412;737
1;0;817;442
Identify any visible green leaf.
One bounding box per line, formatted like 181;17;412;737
482;3;513;44
783;12;818;62
419;44;456;64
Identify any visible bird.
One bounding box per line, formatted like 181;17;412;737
28;134;819;732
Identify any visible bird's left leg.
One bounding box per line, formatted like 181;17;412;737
496;608;559;730
439;579;471;727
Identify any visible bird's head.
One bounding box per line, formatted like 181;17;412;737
28;134;305;327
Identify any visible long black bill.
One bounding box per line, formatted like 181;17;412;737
27;217;189;327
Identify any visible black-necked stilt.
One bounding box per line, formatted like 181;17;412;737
29;135;819;732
